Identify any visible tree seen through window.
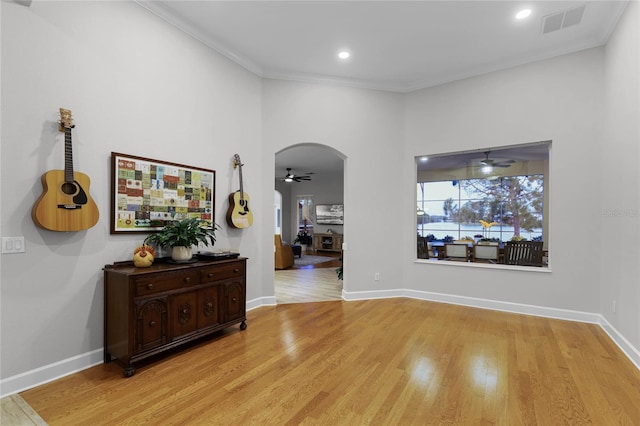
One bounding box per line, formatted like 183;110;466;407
417;175;544;241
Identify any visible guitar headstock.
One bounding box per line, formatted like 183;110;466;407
59;108;74;131
232;153;242;169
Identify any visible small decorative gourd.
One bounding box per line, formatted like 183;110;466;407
133;244;156;267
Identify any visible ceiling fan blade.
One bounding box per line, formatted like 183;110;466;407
478;156;515;168
281;168;312;182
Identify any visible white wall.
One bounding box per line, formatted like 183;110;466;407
1;0;262;384
404;48;604;311
261;80;405;295
601;1;640;349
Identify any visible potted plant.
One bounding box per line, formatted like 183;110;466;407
294;230;312;251
144;218;219;262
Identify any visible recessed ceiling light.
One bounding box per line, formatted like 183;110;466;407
420;156;428;162
338;50;350;60
516;9;532;20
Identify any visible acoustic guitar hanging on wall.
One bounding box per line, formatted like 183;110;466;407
32;108;99;231
226;153;253;228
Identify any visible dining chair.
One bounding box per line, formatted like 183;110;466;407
417;237;428;259
444;243;470;261
473;244;499;263
504;241;544;266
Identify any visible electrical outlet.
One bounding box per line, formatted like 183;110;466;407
374;272;380;281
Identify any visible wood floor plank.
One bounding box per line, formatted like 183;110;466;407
19;298;640;425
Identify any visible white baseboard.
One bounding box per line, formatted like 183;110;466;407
3;291;637;398
0;349;103;398
598;317;640;370
343;287;640;371
247;296;276;311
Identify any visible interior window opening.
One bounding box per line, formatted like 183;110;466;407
416;142;550;268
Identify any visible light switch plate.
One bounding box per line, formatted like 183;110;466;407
2;236;25;254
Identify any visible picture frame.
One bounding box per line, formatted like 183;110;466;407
316;204;344;225
110;152;215;233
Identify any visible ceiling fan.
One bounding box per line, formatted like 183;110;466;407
478;151;515;169
282;168;312;182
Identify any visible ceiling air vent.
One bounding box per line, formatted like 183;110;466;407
542;4;586;34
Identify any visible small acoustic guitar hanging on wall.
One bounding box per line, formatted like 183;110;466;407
32;108;99;231
226;153;253;228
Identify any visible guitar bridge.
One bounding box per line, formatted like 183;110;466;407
58;204;82;210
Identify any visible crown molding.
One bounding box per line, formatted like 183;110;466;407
135;0;264;77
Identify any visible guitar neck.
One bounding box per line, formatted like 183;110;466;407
64;127;74;183
238;164;244;199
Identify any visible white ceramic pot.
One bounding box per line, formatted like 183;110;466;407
171;246;193;261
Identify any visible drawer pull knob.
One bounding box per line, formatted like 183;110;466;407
232;297;237;302
147;284;153;290
149;321;156;327
233;268;239;273
183;277;191;284
208;273;214;278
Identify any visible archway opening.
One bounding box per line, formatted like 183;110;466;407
273;143;346;304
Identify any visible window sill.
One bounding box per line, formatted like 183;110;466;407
413;258;552;273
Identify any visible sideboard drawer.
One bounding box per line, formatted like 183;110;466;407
200;261;245;283
135;270;199;296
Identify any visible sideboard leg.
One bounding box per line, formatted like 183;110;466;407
123;366;136;378
240;320;247;330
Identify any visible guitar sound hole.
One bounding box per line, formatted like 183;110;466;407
61;182;78;195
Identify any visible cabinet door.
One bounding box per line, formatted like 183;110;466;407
135;298;168;353
333;235;342;251
223;279;246;322
171;291;198;339
197;286;220;329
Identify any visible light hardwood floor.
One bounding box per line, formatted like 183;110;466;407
275;250;342;304
19;298;640;425
275;267;342;304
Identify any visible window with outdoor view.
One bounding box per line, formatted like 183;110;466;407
416;142;550;267
417;176;543;241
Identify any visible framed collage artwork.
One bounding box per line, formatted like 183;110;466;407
110;152;215;233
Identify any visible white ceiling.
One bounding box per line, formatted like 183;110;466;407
135;0;627;178
138;0;627;93
275;145;344;183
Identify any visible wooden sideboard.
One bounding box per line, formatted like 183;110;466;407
104;257;247;377
313;233;342;252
